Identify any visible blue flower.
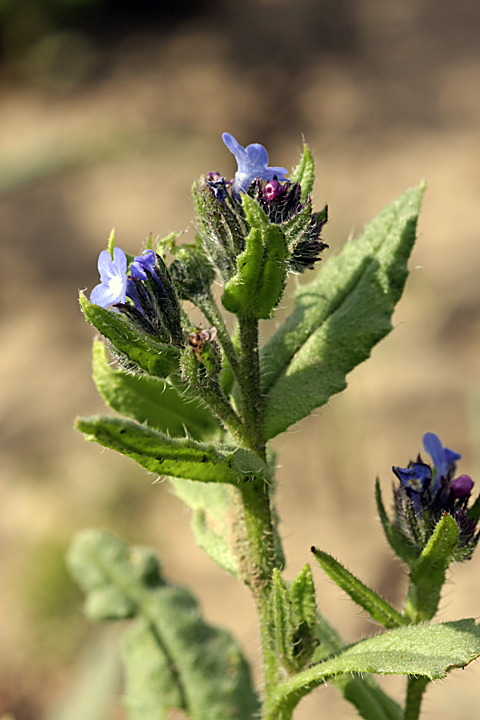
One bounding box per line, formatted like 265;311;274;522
392;461;431;492
90;247;128;308
422;432;461;493
222;132;288;199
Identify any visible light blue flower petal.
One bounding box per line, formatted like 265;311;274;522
222;132;246;158
97;249;114;279
112;246;127;274
245;143;269;167
90;282;119;308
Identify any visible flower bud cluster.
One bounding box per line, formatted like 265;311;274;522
193;133;328;283
90;247;183;348
391;432;480;562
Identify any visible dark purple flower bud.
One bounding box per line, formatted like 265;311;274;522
263;178;285;203
450;474;474;500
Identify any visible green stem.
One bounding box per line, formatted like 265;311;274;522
233;313;286;706
404;677;429;720
237;314;265;458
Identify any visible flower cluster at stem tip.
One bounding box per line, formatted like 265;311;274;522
90;132;291;312
391;432;480;560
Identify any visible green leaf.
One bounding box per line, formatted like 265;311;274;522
265;619;480;720
169;479;245;576
92;340;219;441
375;479;419;568
68;530;260;720
405;512;459;623
76;414;268;485
269;569;293;669
289;564;316;629
311;547;406;629
260;184;425;440
290;143;315;202
312;614;402;720
80;293;179;379
222;196;288;319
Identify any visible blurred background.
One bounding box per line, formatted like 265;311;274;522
1;0;480;718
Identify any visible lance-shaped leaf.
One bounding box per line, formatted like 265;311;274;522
169;479;245;577
375;479;419;568
76;415;268;485
92;340;219;441
222;196;288;319
260;185;424;440
312;614;402;720
311;547;406;629
264;619;480;720
80;293;179;378
68;530;260;720
405;512;459;623
289;143;315;202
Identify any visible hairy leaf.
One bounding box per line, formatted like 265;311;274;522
169;479;246;576
68;530;260;720
92;340;218;440
261;185;424;439
312;547;406;629
265;619;480;720
76;415;269;484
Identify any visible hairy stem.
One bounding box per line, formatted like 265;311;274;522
404;677;429;720
234;313;286;705
237;314;265;458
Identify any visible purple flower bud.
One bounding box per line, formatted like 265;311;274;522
450;474;474;500
263;178;285;203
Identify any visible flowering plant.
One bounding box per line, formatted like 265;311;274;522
68;134;480;720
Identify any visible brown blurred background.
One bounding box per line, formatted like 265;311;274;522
1;1;480;718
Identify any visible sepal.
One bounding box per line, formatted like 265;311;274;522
405;512;459;623
80;293;179;379
193;178;247;281
222;195;288;319
375;479;419;568
290;143;315;202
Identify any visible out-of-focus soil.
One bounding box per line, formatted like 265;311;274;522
1;2;480;718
